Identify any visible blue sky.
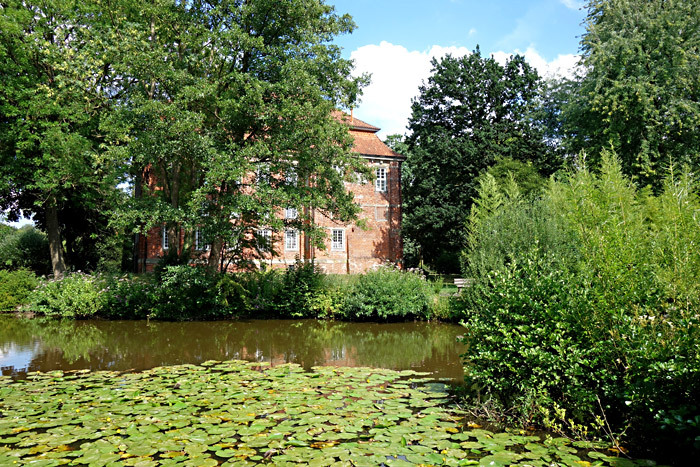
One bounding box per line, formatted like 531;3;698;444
329;0;588;137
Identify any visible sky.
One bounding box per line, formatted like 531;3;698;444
329;0;588;138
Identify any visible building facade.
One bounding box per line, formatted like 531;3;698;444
137;112;405;274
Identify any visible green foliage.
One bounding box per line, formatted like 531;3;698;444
26;273;104;318
463;172;576;281
403;48;558;271
0;269;38;311
237;262;326;318
19;262;452;322
0;0;126;276
106;0;367;270
0;226;50;275
459;153;700;455
101;274;156;320
277;262;325;318
1;0;367;275
147;266;228;321
343;268;433;321
483;158;547;199
565;0;700;188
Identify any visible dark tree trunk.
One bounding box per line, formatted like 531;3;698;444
207;237;223;273
46;195;67;278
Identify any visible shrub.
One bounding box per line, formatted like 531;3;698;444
216;273;251;316
343;267;432;321
148;265;226;320
101;274;156;319
0;269;39;311
0;226;51;275
460;250;617;427
238;269;285;316
26;273;104;318
459;153;700;457
276;261;324;317
236;261;327;318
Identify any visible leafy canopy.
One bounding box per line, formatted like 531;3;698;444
565;0;700;188
403;48;556;271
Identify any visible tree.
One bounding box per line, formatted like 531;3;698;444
106;0;368;272
1;0;368;275
0;1;123;277
565;0;700;188
403;49;556;272
0;225;51;275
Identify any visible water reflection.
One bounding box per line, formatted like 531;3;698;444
0;316;466;383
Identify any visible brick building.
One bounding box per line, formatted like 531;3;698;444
136;112;405;274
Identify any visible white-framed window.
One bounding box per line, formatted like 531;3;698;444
375;167;387;192
331;228;344;251
195;228;210;251
256;163;270;184
285;229;298;251
285;207;298;220
257;228;272;252
286;168;298;185
162;226;169;250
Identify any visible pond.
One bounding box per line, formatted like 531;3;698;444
0;315;466;383
0;315;669;466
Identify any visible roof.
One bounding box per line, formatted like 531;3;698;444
332;110;404;160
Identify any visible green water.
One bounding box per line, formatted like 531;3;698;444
0;315;465;382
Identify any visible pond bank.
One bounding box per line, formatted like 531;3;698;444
0;361;658;466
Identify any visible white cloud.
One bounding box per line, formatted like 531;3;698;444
560;0;584;10
350;41;470;137
492;47;581;79
348;42;579;138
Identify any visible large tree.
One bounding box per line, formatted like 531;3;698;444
0;0;124;277
106;0;368;271
565;0;700;188
1;0;368;274
403;49;556;271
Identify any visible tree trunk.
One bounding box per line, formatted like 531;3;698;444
46;195;67;278
207;237;223;273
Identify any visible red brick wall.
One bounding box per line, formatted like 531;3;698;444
138;158;403;274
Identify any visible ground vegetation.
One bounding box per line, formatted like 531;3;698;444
458;154;700;460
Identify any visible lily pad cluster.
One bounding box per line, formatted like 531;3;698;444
0;361;661;466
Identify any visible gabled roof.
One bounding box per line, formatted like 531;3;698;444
332;110;405;160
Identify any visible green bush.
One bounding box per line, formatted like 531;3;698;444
0;269;39;311
148;265;227;320
236;261;326;318
0;226;51;275
459;153;700;455
101;274;156;319
460;251;617;427
276;261;325;317
343;267;432;321
26;273;104;318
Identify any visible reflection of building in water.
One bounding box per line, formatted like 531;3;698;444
236;345;358;368
330;346;347;362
